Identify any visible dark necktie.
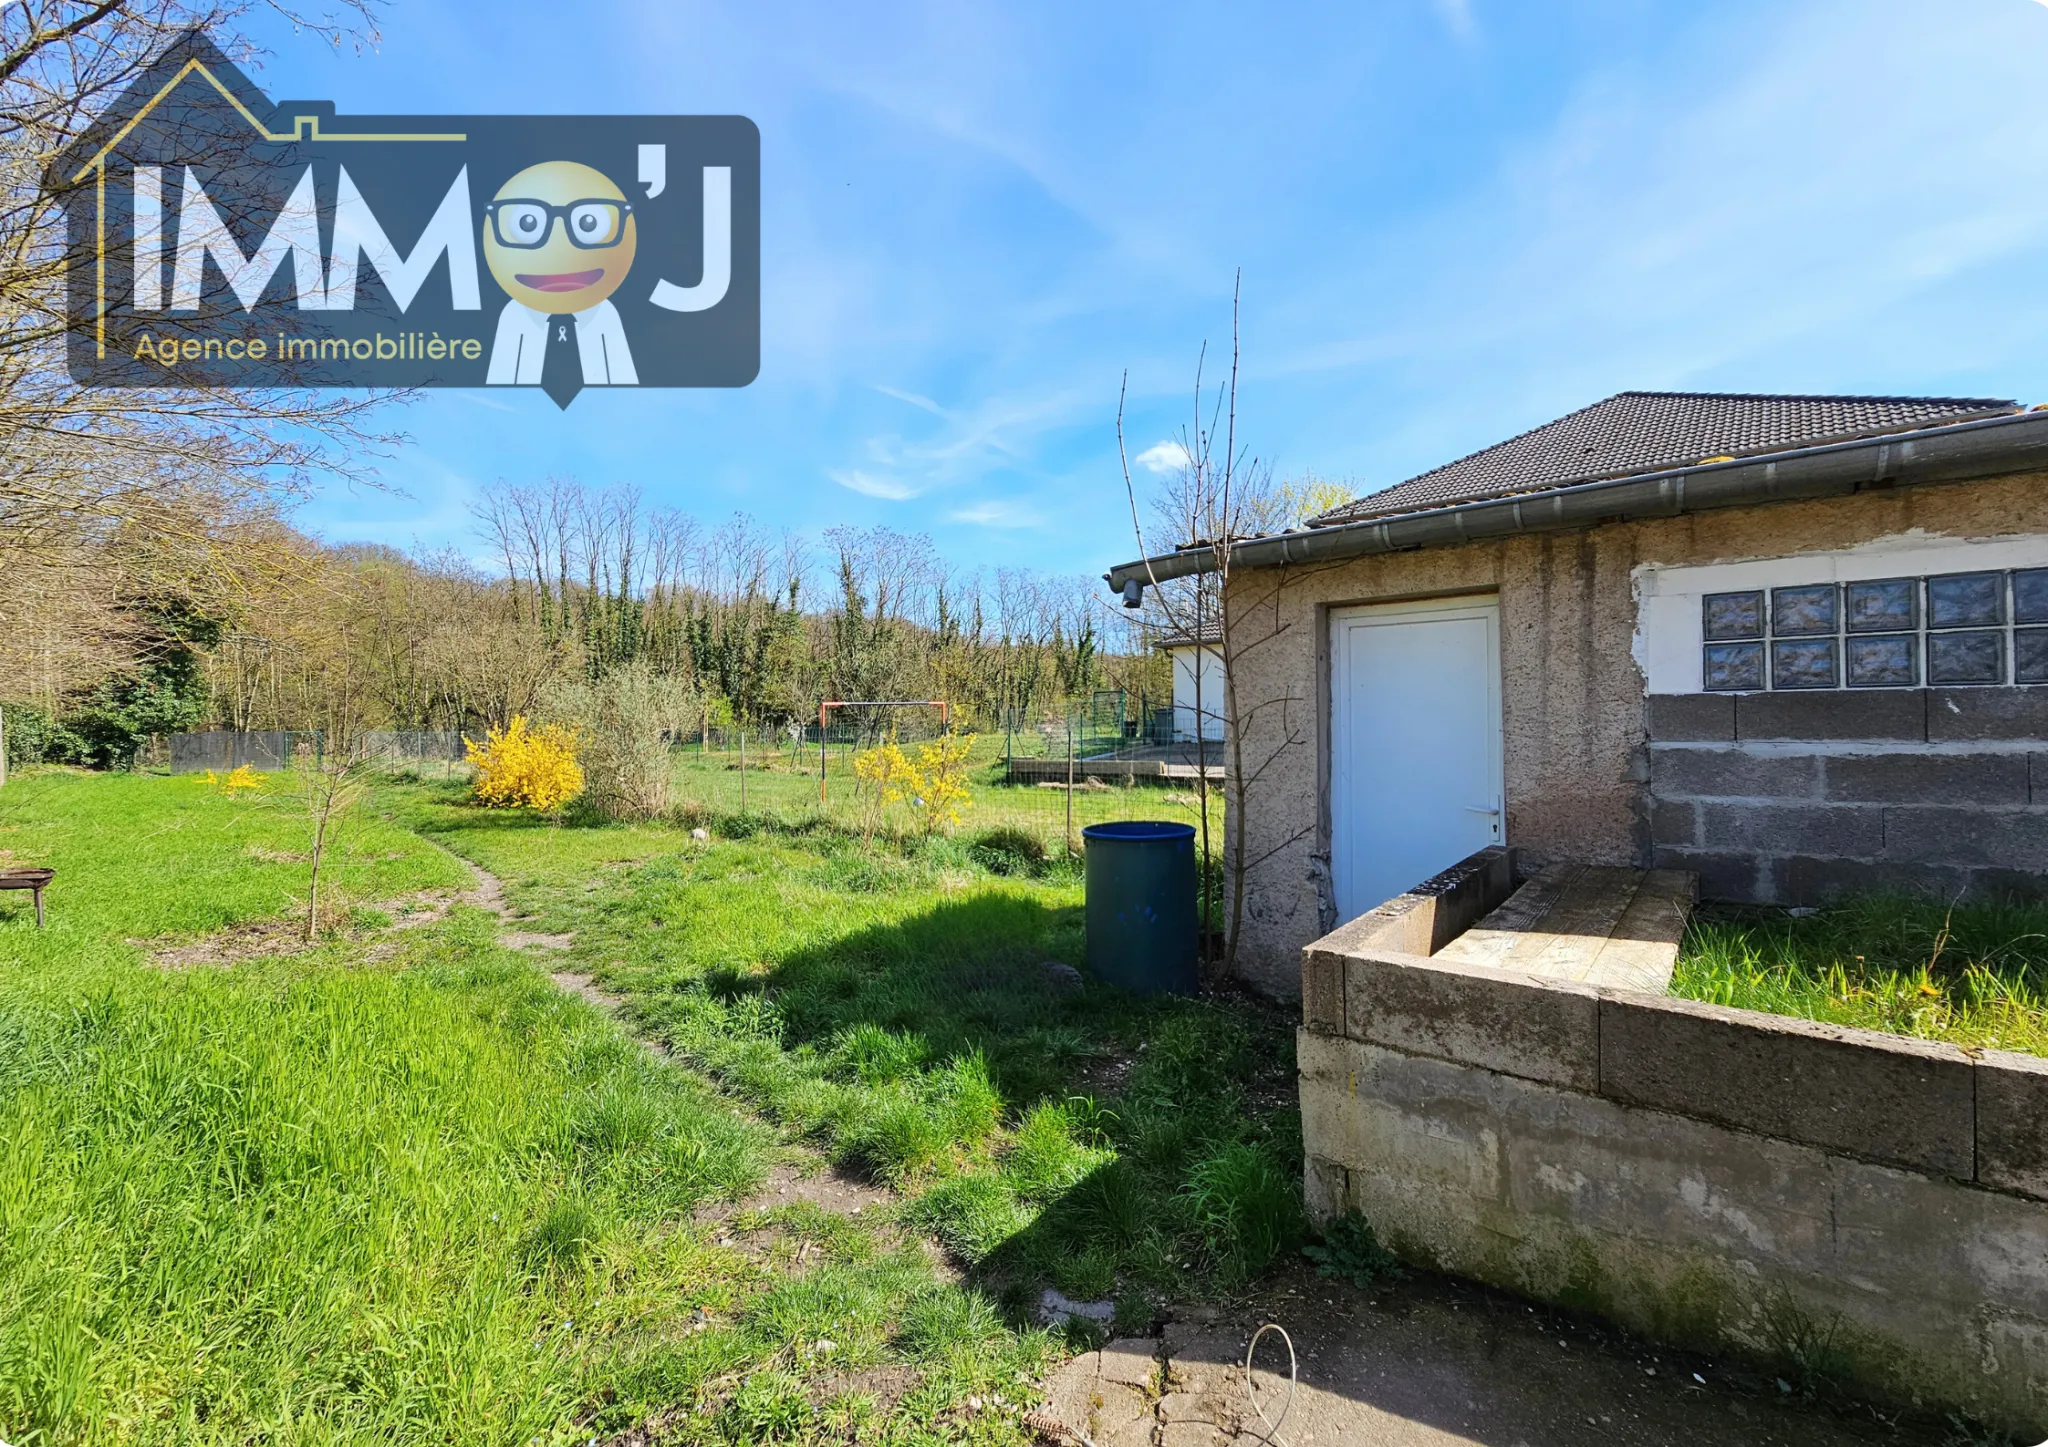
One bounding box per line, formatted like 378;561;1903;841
540;312;581;410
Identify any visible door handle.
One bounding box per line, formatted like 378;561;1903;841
1464;805;1501;816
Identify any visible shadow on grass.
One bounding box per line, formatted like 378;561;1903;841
649;888;1304;1314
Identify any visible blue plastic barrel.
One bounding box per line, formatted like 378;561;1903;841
1083;821;1198;995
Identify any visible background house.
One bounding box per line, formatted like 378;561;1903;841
1155;627;1224;743
1108;391;2048;997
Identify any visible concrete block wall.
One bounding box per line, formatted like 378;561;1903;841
1647;686;2048;904
1301;930;2048;1434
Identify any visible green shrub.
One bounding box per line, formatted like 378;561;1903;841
547;661;696;821
0;705;81;768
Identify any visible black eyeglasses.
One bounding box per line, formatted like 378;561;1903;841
485;198;632;250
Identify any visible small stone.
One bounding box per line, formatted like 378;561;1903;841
1039;1287;1116;1326
690;828;709;841
1040;961;1084;993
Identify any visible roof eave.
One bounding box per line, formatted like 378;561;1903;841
1103;408;2048;595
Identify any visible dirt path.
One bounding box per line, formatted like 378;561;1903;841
424;838;896;1221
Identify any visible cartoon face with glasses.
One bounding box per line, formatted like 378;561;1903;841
483;160;640;396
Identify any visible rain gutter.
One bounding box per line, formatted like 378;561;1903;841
1103;408;2048;599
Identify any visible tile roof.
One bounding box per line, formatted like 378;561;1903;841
1150;624;1222;650
1311;391;2021;526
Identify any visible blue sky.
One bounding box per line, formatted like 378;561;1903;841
248;0;2048;580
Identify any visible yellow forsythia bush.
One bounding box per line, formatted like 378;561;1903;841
854;734;974;835
202;763;264;796
465;716;585;811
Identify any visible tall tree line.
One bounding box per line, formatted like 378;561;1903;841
5;473;1170;763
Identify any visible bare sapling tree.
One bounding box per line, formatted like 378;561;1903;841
293;649;372;944
1116;273;1338;981
1116;274;1257;975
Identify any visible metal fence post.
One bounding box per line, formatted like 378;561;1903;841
1065;714;1075;855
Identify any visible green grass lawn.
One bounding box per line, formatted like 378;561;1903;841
1673;894;2048;1057
0;766;1290;1445
390;772;1301;1308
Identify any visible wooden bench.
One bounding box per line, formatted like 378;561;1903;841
0;868;53;929
1431;863;1695;993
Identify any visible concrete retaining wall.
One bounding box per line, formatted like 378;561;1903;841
1300;885;2048;1433
1648;687;2048;904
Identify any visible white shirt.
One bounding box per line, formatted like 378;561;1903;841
485;298;639;386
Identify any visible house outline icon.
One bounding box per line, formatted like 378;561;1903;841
52;29;467;360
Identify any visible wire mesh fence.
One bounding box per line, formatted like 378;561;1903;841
659;729;1222;858
167;730;469;775
168;731;317;774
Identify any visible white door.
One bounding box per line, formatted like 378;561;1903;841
1329;595;1504;923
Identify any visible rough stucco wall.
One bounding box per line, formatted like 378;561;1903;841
1224;471;2048;999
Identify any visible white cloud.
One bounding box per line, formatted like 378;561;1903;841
949;500;1042;528
1135;440;1191;476
828;469;919;500
874;384;951;417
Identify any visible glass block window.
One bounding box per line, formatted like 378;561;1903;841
1703;590;1764;640
1846;634;1916;688
1846;578;1915;633
2018;629;2048;685
1772;585;1837;637
2015;569;2048;626
1703;642;1765;691
1928;631;2004;686
1702;567;2044;691
1927;572;2004;629
1772;637;1837;688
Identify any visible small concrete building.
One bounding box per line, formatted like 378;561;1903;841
1108;391;2048;997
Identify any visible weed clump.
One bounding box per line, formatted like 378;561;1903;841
720;1368;812;1441
1185;1142;1303;1284
1303;1210;1405;1289
971;824;1047;875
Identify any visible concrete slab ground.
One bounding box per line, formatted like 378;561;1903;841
1037;1262;1964;1447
